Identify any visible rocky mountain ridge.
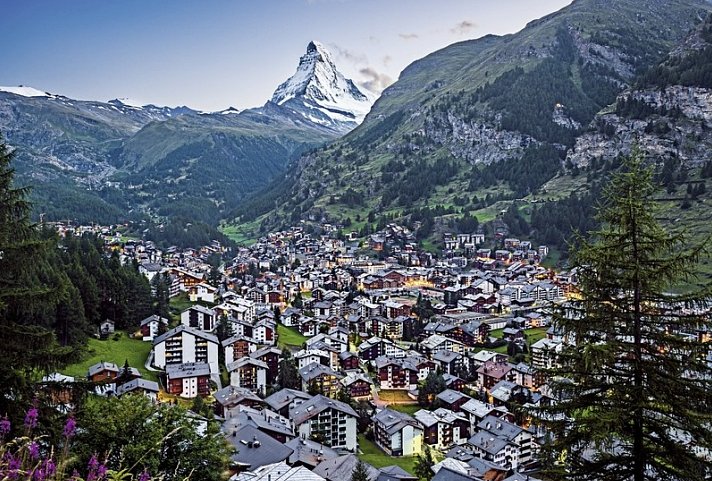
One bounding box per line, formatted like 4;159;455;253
0;42;371;225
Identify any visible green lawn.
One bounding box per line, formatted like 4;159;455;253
169;292;193;316
378;389;414;403
277;324;307;349
388;404;421;416
62;331;157;381
357;434;417;475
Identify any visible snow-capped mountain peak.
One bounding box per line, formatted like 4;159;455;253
270;41;375;131
0;85;57;98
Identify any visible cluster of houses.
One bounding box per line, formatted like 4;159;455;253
54;222;596;481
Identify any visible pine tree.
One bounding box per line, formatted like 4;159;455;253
276;349;301;390
536;151;712;481
0;135;74;417
413;445;435;481
351;460;371;481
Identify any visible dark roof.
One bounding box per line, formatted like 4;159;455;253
431;467;474;481
140;314;169;327
264;388;312;412
115;378;159;395
377;466;417;481
153;324;218;346
313;455;379;481
298;362;342;382
165;362;210;379
285;437;339;468
223;424;292;470
88;361;118;377
213;385;263;407
290;395;358;425
371;408;420;435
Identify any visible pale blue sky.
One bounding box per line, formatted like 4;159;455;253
0;0;572;111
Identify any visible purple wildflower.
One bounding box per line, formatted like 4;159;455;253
138;469;151;481
24;407;38;430
33;467;46;481
7;454;21;479
88;455;99;472
28;441;40;460
43;459;56;478
63;417;76;438
96;463;108;480
0;416;10;437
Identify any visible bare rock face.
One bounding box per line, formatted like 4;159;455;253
567;85;712;168
422;111;539;165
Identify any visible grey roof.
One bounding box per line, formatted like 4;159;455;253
213;385;263;407
285;437;339;468
223;406;293;438
467;431;510;455
431;467;475;481
372;408;421;435
153;324;219;346
88;361;118;377
185;304;215;315
298;362;342;382
436;389;471;405
264;388;312;412
376;466;417;481
115;378;159;396
314;455;379;481
433;350;461;364
503;474;543;481
222;334;258;347
165;362;210;379
227;357;269;373
290;394;358;425
224;424;293;470
140;314;169;327
477;415;523;441
251;346;283;359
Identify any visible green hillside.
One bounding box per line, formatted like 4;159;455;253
227;0;712;253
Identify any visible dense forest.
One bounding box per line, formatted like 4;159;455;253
639;14;712;89
0;134;156;421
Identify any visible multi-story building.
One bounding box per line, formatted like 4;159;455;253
153;325;220;374
165;362;211;398
223;335;259;366
375;356;419;390
414;408;470;449
372;408;423;456
298;362;343;397
227;357;268;395
476;415;534;466
290;395;359;450
181;305;217;332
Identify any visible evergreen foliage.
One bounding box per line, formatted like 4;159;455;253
351;460;371;481
536;151;712;481
413;445;435;481
0;137;78;418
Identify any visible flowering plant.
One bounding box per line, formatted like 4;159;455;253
0;407;153;481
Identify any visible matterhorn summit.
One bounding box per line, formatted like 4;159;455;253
271;41;375;133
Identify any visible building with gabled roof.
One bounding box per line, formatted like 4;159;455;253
153;324;220;374
371;408;423;457
289;395;359;450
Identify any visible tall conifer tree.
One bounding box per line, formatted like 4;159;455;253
537;151;712;480
0;135;74;414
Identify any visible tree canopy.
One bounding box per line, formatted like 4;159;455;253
536;151;712;480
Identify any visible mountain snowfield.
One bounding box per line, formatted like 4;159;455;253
271;41;376;131
0;85;58;98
